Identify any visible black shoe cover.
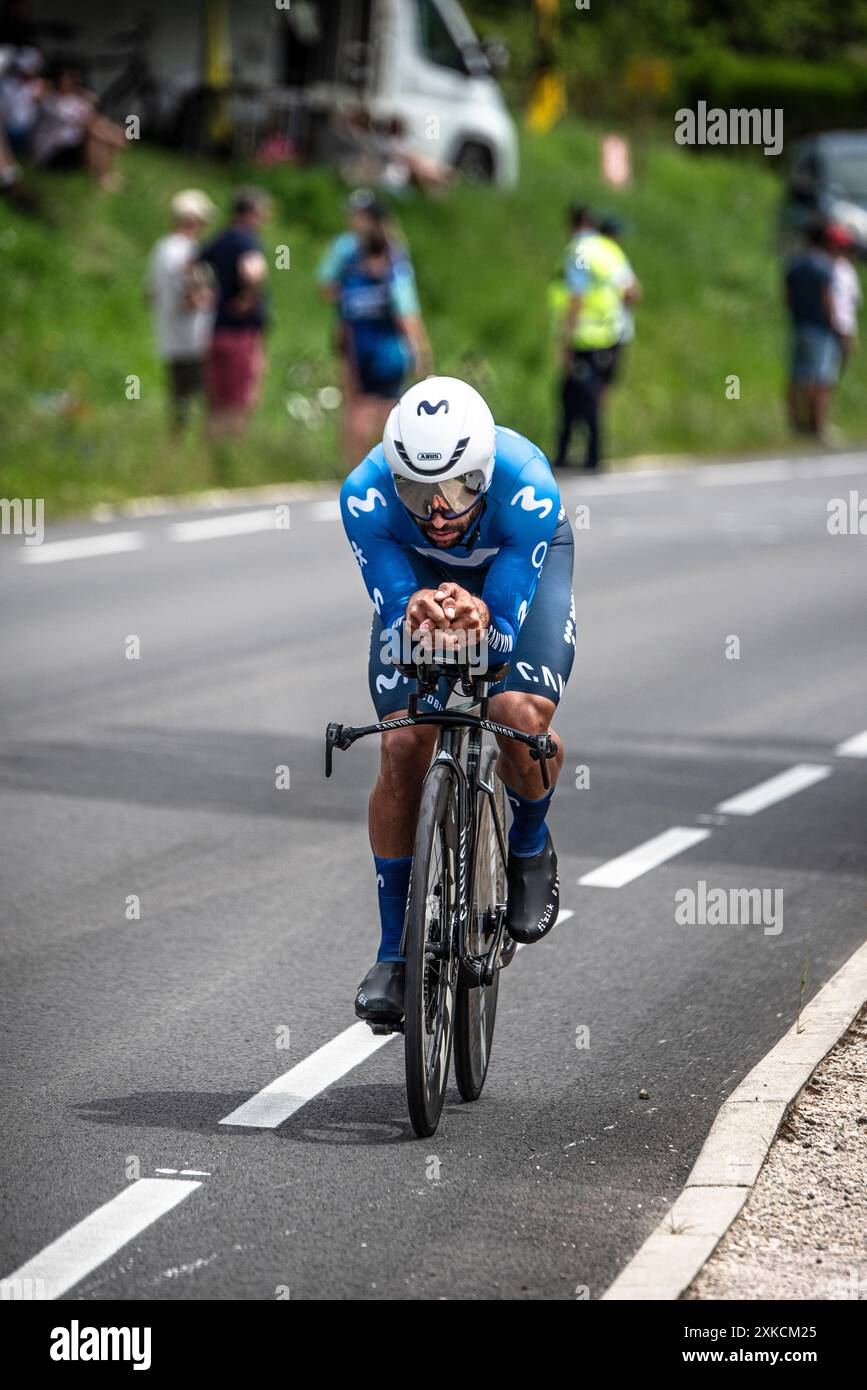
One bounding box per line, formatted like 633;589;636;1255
506;832;560;944
355;959;405;1023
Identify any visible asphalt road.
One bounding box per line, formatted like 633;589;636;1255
1;450;865;1301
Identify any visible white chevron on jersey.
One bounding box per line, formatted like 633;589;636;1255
411;546;500;567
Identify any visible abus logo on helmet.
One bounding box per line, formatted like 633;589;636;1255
416;452;442;461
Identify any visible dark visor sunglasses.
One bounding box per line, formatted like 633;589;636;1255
393;473;485;521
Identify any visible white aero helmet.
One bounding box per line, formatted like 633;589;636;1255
383;376;496;520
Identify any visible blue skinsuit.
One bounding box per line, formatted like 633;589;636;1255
340;426;576;716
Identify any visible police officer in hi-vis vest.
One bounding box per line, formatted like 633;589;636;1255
551;205;634;472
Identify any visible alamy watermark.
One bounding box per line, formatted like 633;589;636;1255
827;491;866;535
380;624;490;673
675;880;783;936
1;497;44;545
675;101;783;157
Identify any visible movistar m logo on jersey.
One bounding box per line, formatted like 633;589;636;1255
417;399;449;416
346;487;387;518
512;485;553;519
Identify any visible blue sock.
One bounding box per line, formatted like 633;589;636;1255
374;854;412;962
505;786;554;857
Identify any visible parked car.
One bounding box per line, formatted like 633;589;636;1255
781;131;867;254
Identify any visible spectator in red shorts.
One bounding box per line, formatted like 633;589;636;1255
197;188;270;438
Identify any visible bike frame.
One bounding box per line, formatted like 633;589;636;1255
418;691;509;982
325;661;556;987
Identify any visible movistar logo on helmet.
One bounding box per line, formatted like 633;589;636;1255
385;376;495;493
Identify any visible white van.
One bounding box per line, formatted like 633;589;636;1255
365;0;519;186
284;0;518;186
28;0;518;186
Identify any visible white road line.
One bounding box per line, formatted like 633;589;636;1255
835;728;867;758
219;1022;395;1129
311;499;342;521
15;532;144;565
578;826;711;889
570;476;669;496
167;509;282;542
715;762;832;816
565;452;867;498
0;1178;200;1301
221;908;577;1129
818;456;867;477
696;461;793;487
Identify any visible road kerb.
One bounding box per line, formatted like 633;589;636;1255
602;936;867;1301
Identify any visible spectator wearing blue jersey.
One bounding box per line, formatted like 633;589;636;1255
317;189;431;466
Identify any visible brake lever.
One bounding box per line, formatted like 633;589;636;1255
325;722;344;778
528;733;557;789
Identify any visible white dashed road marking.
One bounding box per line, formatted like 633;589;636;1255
0;1177;201;1301
221;907;576;1130
15;532;145;565
579;826;711;889
167;510;282;542
220;1022;394;1129
715;762;832;816
11;454;867;563
835;728;867;758
312;499;342;521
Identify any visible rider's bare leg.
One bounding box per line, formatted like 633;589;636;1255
369;711;438;856
356;712;438;1012
488;691;563;942
488;691;563;798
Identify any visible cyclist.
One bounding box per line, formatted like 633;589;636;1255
340;377;575;1025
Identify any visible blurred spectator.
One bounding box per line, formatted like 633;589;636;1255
197;187;271;439
784;225;839;440
826;223;862;373
31;63;125;190
335;108;452;196
0;44;43;156
597;212;641;379
0;116;17;187
552;204;631;472
146;189;217;434
254;126;297;168
375;114;453;193
317;187;431;465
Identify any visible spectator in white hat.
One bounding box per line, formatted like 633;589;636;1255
146;189;218;432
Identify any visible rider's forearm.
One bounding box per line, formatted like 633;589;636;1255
484;611;516;656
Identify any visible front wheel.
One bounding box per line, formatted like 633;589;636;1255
453;745;506;1102
404;763;459;1138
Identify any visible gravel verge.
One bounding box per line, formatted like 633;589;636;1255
686;1007;867;1300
